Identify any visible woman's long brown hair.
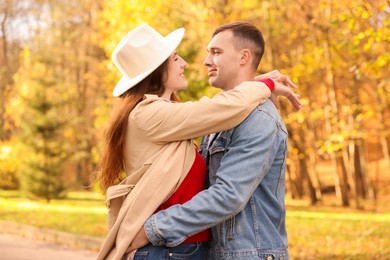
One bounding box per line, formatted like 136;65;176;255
98;59;177;193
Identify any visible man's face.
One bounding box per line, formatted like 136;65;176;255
203;30;241;91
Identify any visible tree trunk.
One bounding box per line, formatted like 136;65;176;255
286;154;300;199
308;147;322;202
380;136;390;169
348;141;360;208
377;79;390;169
354;141;365;199
297;129;320;204
295;155;305;198
358;139;375;200
336;151;350;207
322;0;352;206
0;2;10;140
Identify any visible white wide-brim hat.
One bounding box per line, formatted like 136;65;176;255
111;24;185;97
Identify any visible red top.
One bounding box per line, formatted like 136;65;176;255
155;149;211;243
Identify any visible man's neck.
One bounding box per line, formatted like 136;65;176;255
227;72;256;91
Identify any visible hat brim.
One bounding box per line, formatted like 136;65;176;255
113;28;185;97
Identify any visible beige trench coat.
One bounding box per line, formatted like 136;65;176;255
96;81;271;259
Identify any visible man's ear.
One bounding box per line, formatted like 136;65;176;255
240;49;251;65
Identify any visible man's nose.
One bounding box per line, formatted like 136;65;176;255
203;55;211;67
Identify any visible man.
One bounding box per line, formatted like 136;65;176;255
130;21;292;260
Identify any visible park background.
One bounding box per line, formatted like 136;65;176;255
0;0;389;259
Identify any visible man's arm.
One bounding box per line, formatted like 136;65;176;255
139;105;280;248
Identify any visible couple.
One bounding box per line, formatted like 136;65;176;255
97;21;301;260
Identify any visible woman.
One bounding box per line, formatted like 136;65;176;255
97;24;299;260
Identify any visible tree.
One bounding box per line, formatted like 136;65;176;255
2;0;388;206
0;0;26;140
17;48;67;202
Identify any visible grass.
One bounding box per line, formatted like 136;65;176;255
286;208;390;259
0;190;108;237
0;190;389;259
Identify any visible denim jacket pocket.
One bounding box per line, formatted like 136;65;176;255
208;136;229;179
226;216;236;241
169;242;203;258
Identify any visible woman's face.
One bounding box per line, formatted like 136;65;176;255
163;51;188;97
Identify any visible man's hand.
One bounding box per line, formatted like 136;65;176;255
125;226;150;253
255;70;302;110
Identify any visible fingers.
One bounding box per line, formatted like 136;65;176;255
125;243;139;253
269;70;279;78
256;72;301;110
125;247;133;253
285;78;297;89
271;92;301;111
256;70;297;90
125;243;140;253
288;93;302;111
275;75;297;89
124;249;137;260
264;71;301;110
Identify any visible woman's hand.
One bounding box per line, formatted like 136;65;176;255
255;70;302;111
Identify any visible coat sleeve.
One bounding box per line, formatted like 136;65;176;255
132;81;271;142
143;107;281;247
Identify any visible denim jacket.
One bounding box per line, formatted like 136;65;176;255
145;100;289;260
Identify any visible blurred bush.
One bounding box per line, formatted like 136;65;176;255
0;141;20;190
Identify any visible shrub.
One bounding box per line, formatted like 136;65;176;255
0;142;20;190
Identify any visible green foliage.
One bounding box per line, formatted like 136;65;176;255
0;141;20;189
1;0;389;205
16;51;68;202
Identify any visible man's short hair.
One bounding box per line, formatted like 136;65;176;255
213;21;265;71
